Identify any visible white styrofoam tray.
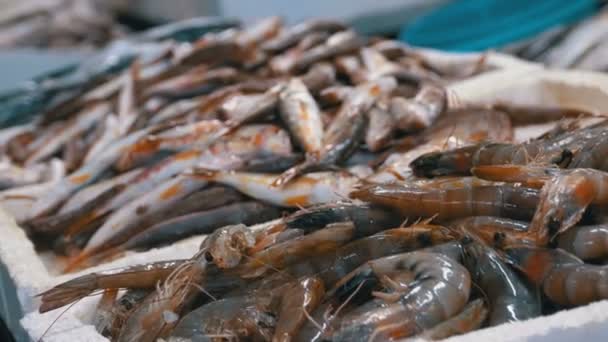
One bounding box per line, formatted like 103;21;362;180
2;55;608;341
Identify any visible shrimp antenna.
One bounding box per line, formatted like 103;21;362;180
330;279;367;322
303;306;324;333
37;294;89;342
239;253;298;283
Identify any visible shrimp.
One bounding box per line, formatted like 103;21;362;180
38;259;187;313
116;260;205;341
273;276;325;342
506;246;608;307
350;182;540;221
190;169;361;208
473;166;608;244
238;222;355;278
567;129;608;171
199;224;258;269
259;226;457;294
169;295;275;341
410;122;608;177
450;216;536;248
418;298;488;340
371;108;512;183
557;223;608;261
328;251;471;341
93;288;118;336
282;201;403;237
462;240;541;325
117;224;264;342
279;78;324;156
455;215;608;261
105;289;150;340
238;232;458;340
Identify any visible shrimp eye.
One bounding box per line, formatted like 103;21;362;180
204;251;214;262
417;232;432;246
548;217;561;235
493;232;506;245
552;149;573;167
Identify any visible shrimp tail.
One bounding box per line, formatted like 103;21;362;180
38;274;97;313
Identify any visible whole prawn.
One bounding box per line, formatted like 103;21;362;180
350;182;539;221
328;251;471;341
507;246;608;307
411;121;608;177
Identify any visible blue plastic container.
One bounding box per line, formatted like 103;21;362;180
400;0;598;51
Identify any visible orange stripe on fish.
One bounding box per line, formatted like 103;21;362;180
285;195;310;207
159;183;183;200
70;173;91;185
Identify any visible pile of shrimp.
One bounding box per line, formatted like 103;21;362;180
1;16;605;341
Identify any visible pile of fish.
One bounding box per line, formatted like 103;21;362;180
1;16;606;342
0;0;127;48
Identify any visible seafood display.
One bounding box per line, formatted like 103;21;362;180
0;15;606;342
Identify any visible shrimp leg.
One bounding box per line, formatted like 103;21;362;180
419;298;488;340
